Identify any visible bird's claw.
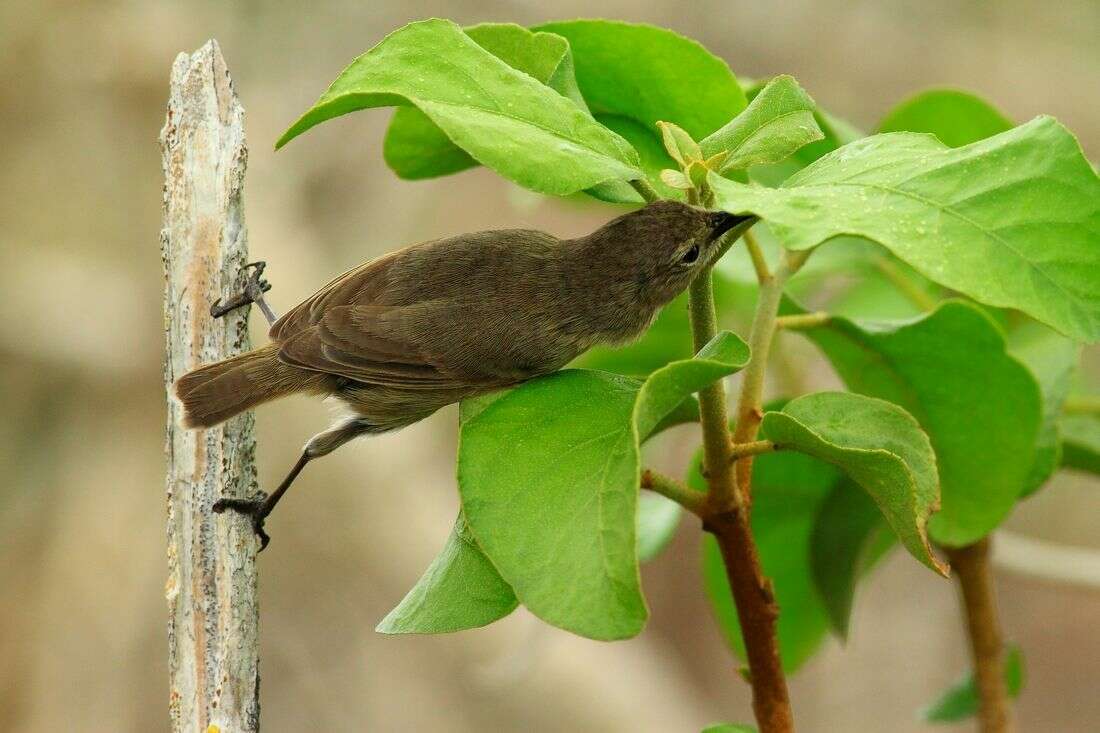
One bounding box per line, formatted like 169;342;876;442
213;492;272;551
210;261;273;319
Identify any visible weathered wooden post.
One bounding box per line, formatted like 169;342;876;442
161;40;261;733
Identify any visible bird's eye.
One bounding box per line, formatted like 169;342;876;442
680;244;700;265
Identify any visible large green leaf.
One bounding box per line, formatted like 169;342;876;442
1007;321;1081;493
760;392;947;574
712;117;1100;341
458;333;749;639
701;725;757;733
376;513;517;634
1061;411;1100;474
878;88;1013;147
277;19;642;196
382;23;588;181
700;75;824;172
698;448;840;672
532;19;746;202
533;20;747;140
588;114;683;203
789;301;1042;546
923;645;1025;723
377;393;516;633
809;479;896;638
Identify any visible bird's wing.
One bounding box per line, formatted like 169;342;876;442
277;303;489;389
268;252;398;341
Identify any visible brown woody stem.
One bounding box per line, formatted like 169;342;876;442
689;242;795;732
945;538;1014;733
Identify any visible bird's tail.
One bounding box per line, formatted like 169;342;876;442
173;343;325;429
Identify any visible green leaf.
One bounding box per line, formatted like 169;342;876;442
1061;411;1100;474
376;513;517;634
809;479;895;638
878;88;1013;148
744;81;864;187
634;331;750;440
277;19;641;196
760;392;948;574
700;75;824;172
533;20;747;140
531;20;746;202
923;645;1025;723
459;333;749;639
789;300;1042;546
701;724;757;733
382;23;588;181
711;117;1100;341
588;114;683;202
1007;320;1081;493
658;120;701;167
699;448;840;672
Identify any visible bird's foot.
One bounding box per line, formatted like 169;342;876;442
210;261;276;323
213;491;272;551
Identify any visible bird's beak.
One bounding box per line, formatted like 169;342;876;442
707;211;750;241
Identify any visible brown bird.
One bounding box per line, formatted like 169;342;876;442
174;201;748;547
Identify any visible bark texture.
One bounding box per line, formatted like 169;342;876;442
161;40;260;733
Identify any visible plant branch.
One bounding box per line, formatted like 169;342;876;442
162;40;260;732
641;469;706;516
945;538;1014;733
689;230;794;732
729;249;810;509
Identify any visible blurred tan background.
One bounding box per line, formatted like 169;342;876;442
2;1;1098;731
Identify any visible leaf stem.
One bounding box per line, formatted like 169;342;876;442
640;469;706;516
689;236;796;732
1062;395;1100;415
944;538;1014;733
775;312;831;330
729;440;780;461
744;230;771;282
875;256;937;312
630;177;661;203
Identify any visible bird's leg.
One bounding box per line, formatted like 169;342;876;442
210;261;279;325
214;451;311;551
213;418;374;550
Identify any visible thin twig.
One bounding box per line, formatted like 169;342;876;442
744;230;771;283
945;538;1014;733
775;312;830;330
728;249;810;510
641;469;706;516
729;440;779;461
